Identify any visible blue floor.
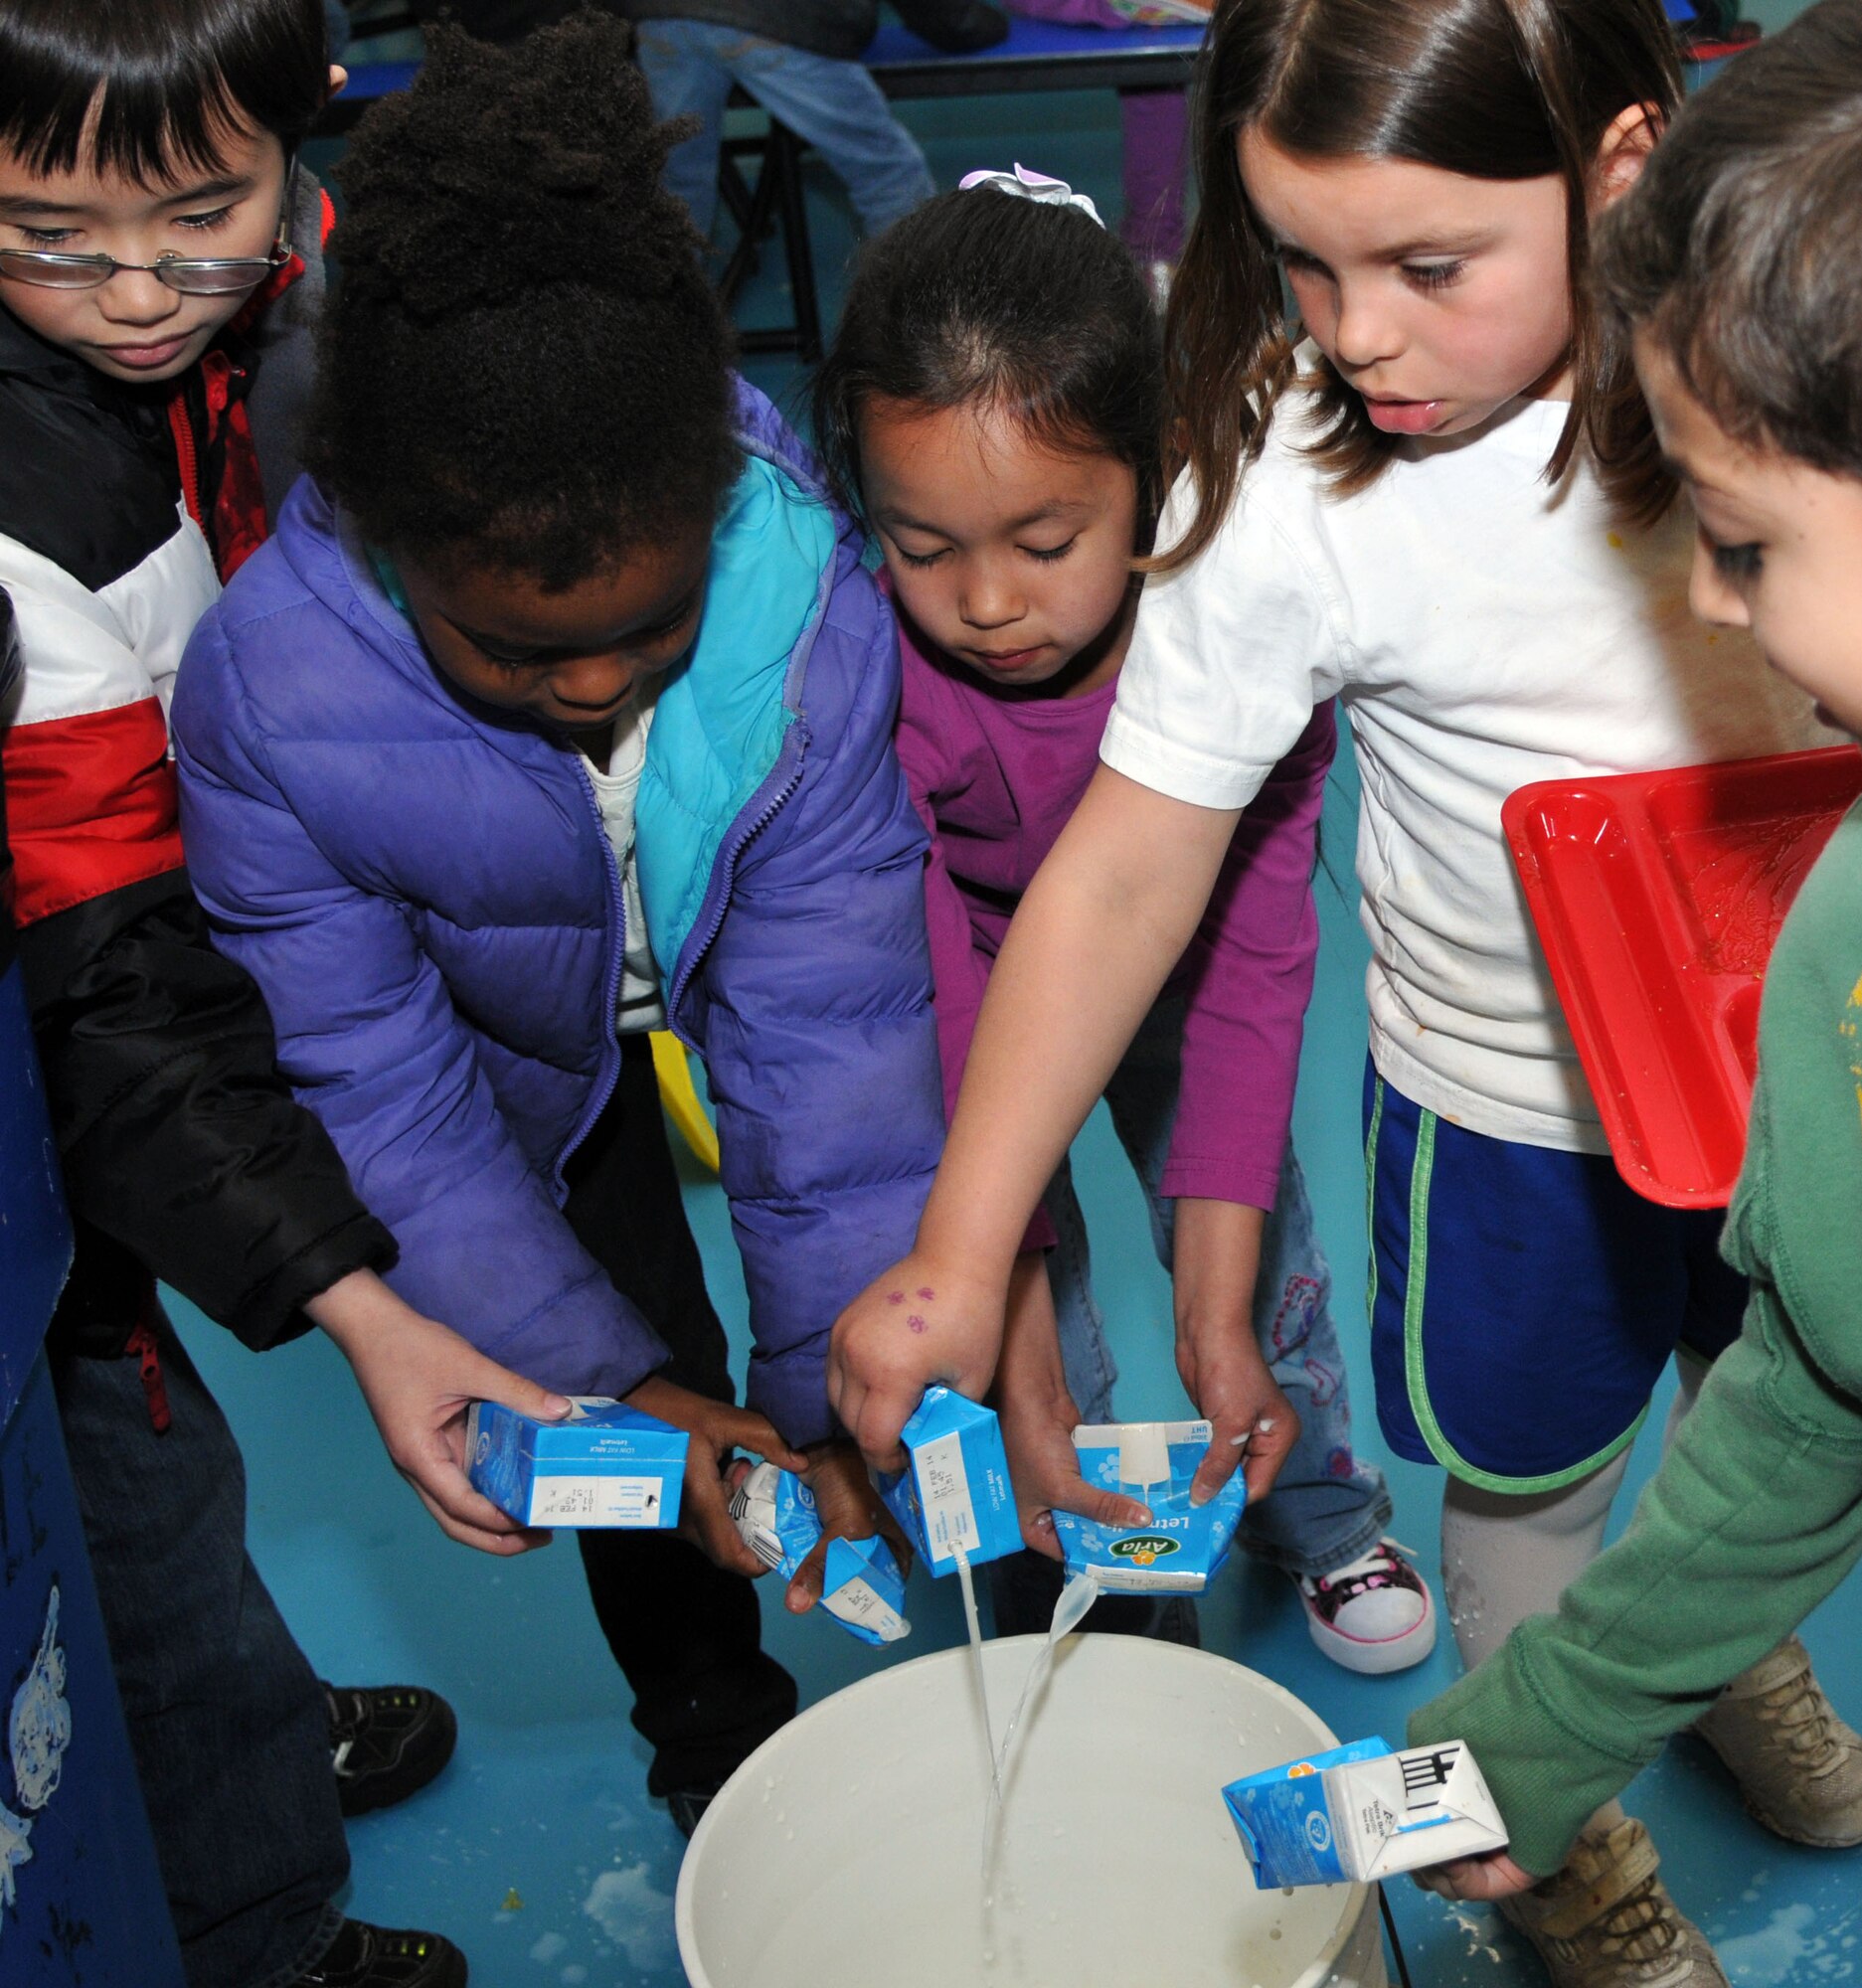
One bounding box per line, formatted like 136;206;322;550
191;64;1862;1988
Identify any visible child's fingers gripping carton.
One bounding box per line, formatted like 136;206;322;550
729;1460;912;1645
1223;1738;1508;1888
466;1397;686;1528
1049;1420;1248;1593
878;1386;1021;1576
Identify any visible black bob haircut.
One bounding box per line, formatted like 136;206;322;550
304;11;740;590
0;0;331;185
1597;0;1862;482
812;185;1164;542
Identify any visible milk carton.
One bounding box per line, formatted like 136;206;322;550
730;1460;911;1645
466;1397;686;1528
879;1386;1020;1576
1049;1420;1247;1592
1222;1737;1508;1888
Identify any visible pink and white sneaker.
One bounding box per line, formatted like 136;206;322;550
1292;1538;1437;1674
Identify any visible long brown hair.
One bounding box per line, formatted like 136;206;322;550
1156;0;1681;572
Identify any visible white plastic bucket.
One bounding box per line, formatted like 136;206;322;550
676;1632;1386;1988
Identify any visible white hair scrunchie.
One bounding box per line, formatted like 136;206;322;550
956;162;1105;229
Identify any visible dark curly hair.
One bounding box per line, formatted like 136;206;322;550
304;11;740;590
812;187;1164;544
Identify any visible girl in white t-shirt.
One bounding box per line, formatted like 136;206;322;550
826;0;1845;1974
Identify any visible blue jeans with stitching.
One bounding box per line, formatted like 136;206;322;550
1044;996;1393;1580
635;21;935;240
52;1312;348;1988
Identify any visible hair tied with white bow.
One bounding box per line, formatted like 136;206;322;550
956;163;1105;229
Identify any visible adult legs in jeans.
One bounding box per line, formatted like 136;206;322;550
635;21;934;242
1044;994;1393;1580
564;1037;796;1798
51;1314;349;1988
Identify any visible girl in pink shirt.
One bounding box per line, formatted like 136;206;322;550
812;170;1432;1670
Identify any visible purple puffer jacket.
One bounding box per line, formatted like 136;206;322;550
171;386;942;1443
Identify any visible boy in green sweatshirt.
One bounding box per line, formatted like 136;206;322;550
1408;0;1862;1951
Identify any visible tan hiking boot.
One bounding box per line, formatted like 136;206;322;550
1693;1635;1862;1848
1499;1818;1728;1988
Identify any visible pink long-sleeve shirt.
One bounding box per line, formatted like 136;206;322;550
893;601;1335;1229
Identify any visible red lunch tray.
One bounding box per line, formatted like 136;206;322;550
1504;745;1862;1209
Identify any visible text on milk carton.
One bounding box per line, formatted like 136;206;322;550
466;1397;687;1528
879;1386;1020;1575
1050;1420;1247;1593
730;1461;911;1645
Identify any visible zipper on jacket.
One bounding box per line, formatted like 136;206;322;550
552;754;629;1194
166;396;205;535
666;741;805;1038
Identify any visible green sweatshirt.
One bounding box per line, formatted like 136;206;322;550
1408;795;1862;1880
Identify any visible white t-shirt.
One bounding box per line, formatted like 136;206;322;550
584;683;664;1036
1101;388;1834;1152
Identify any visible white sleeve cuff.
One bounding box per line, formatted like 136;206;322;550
1100;707;1273;814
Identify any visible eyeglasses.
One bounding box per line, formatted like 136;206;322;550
0;161;297;296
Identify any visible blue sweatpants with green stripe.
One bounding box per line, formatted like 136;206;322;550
1363;1060;1745;1493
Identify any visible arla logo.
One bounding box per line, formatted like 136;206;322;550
1108;1534;1180;1568
474;1429;491;1466
1305;1809;1332;1853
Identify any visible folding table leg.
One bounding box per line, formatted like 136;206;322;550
769;119;822;364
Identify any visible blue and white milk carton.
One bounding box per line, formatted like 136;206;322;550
1223;1737;1507;1887
879;1385;1021;1576
730;1461;911;1646
466;1397;687;1528
1049;1420;1248;1593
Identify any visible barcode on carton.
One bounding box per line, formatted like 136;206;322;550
1401;1745;1461;1813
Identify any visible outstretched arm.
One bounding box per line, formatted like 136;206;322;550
1410;1302;1862;1884
829;764;1242;1470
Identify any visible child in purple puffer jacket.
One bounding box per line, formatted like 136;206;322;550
172;17;940;1834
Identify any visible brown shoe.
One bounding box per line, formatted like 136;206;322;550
1693;1635;1862;1848
1498;1818;1727;1988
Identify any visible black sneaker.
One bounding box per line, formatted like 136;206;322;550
987;1549;1201;1646
893;0;1010;53
290;1920;467;1988
325;1683;459;1817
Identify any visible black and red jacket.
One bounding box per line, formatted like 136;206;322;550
0;173;394;1356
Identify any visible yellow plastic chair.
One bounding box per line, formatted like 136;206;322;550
650;1031;721;1174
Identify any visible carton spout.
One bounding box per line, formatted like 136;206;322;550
1113;1421;1171;1494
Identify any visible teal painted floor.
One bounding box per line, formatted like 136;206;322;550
176;57;1862;1988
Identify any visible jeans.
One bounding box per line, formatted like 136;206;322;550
1044;996;1393;1580
635;21;935;240
565;1036;797;1796
51;1315;348;1988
